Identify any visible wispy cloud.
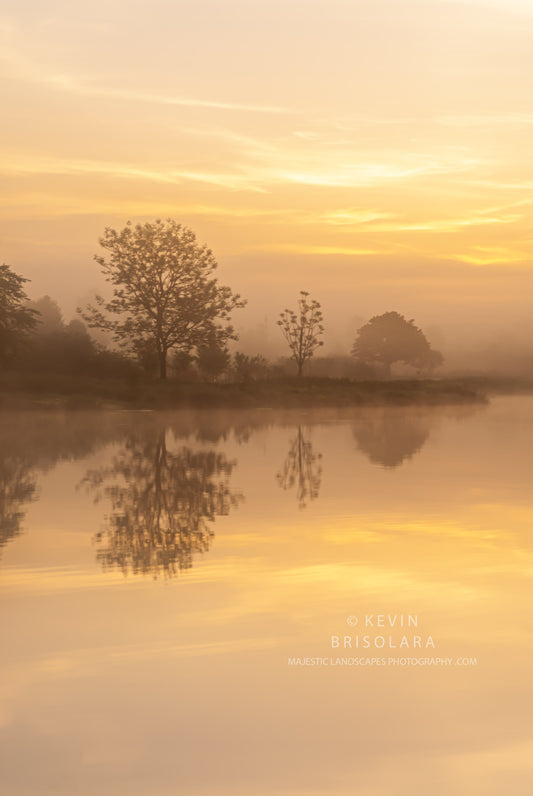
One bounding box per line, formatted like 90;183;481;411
371;213;524;233
293;202;527;232
274;157;482;188
317;208;393;226
450;246;531;265
0;192;282;220
438;113;533;128
1;146;484;194
0;31;286;115
53;78;287;114
258;243;394;256
0;156;269;192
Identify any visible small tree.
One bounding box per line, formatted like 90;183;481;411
196;338;231;382
26;295;63;334
277;291;325;376
169;350;196;380
0;264;39;364
81;219;246;379
232;352;269;383
351;311;443;378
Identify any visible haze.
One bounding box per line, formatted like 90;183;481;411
2;0;533;363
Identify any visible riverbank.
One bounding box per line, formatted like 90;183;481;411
0;372;498;410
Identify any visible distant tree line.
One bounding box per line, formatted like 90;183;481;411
1;218;444;384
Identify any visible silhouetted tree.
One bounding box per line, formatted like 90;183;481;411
81;219;246;379
24;296;105;376
232;352;270;383
84;430;243;578
277;426;322;508
169;350;196;380
277;291;325;376
196;337;231;382
27;295;64;334
351;311;443;378
0;264;39;364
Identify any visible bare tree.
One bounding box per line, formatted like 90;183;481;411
277;291;324;376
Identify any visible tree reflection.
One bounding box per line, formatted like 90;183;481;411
84;431;243;578
277;426;322;508
0;457;38;555
352;407;432;468
0;411;136;558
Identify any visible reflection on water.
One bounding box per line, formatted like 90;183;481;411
0;405;480;562
277;425;323;508
0;450;38;555
3;398;533;796
0;412;129;556
352;407;431;467
353;405;481;468
83;429;243;578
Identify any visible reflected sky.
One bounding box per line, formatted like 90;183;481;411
1;397;533;795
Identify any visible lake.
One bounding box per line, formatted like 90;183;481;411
1;395;532;795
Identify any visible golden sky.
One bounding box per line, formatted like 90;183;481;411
2;0;533;345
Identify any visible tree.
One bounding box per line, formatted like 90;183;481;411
232;352;269;383
351;311;443;378
277;291;325;376
81;219;246;379
27;295;64;334
0;264;38;364
23;294;107;376
196;337;231;382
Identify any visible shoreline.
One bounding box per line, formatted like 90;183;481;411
0;375;501;411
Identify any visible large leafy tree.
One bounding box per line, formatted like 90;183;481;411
0;264;39;364
81;219;246;379
351;311;443;377
277;291;325;376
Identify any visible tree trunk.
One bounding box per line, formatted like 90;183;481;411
158;348;167;380
297;360;303;377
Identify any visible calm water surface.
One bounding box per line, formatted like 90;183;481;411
1;396;532;795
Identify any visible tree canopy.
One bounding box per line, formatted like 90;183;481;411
351;311;443;377
0;264;39;364
81;219;246;379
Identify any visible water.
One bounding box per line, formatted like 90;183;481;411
1;396;532;795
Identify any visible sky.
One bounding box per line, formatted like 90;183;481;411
2;0;533;352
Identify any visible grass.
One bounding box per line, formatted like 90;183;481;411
0;370;492;410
